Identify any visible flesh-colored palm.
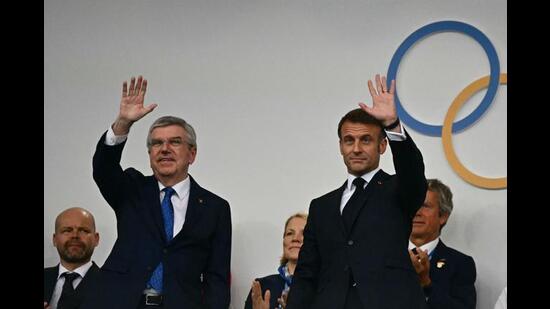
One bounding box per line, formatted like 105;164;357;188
360;75;397;126
119;76;157;122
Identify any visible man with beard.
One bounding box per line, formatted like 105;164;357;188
44;207;100;309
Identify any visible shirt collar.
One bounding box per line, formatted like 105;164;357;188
158;176;191;200
57;261;93;279
408;237;440;257
346;168;380;190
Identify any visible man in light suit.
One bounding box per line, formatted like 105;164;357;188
44;207;100;309
286;74;427;309
83;76;231;309
408;179;477;309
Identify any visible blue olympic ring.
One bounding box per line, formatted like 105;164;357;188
387;20;500;137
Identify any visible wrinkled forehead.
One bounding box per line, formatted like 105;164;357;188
340;121;382;137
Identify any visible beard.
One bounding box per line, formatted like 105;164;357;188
57;241;94;264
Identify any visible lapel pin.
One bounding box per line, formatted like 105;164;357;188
436;259;446;269
198;198;204;204
377;181;382;185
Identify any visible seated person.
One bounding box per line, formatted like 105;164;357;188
408;178;477;309
245;213;307;309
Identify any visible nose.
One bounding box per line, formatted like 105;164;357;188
352;141;362;153
293;232;304;243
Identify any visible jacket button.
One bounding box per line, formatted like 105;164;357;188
344;265;349;271
348;240;354;246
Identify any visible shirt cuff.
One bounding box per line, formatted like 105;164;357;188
385;122;407;141
105;126;128;146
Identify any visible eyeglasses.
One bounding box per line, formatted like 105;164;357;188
150;138;187;149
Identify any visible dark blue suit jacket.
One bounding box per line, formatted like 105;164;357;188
287;130;428;309
83;132;232;309
425;240;476;309
43;262;100;308
244;274;285;309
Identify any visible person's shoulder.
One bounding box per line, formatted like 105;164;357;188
44;265;58;274
189;176;230;206
312;182;346;202
438;241;476;265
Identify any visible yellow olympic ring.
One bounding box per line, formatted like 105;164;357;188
442;73;507;189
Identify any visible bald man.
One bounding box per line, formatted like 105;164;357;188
44;207;100;309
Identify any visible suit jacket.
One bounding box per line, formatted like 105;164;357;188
244;274;285;309
425;240;476;309
43;262;100;309
83;132;232;309
287;130;428;309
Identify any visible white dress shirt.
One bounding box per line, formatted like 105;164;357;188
49;261;93;309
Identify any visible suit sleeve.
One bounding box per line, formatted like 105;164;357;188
204;200;232;309
286;200;319;309
427;256;477;309
92;131;130;210
389;128;428;219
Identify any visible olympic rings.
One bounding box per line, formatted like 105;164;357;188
385;20;506;189
387;20;500;137
442;74;507;189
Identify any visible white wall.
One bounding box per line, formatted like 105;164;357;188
44;1;506;308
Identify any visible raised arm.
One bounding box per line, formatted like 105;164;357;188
112;75;158;135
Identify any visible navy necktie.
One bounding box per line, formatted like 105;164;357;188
57;272;80;309
147;187;176;293
342;177;367;233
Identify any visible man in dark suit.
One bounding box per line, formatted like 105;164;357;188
408;179;476;309
286;74;428;309
44;207;100;309
83;76;231;309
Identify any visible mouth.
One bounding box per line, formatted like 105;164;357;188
66;242;84;250
158;158;175;164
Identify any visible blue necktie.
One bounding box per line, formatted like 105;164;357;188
147;187;176;292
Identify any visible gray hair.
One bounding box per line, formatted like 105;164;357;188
427;178;453;229
146;116;197;150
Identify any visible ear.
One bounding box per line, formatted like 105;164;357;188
439;212;450;227
378;138;388;154
90;231;99;247
188;146;197;165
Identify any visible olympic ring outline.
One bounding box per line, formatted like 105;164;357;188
387;20;500;137
442;74;507;189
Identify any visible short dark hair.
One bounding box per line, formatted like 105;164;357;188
337;108;385;140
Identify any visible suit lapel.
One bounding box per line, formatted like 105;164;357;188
44;265;59;302
346;170;389;234
143;176;166;243
331;182;348;237
430;240;448;280
172;176;204;242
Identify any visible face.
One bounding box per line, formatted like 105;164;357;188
339;121;387;176
149;125;197;185
411;190;449;242
283;217;306;263
53;209;99;265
